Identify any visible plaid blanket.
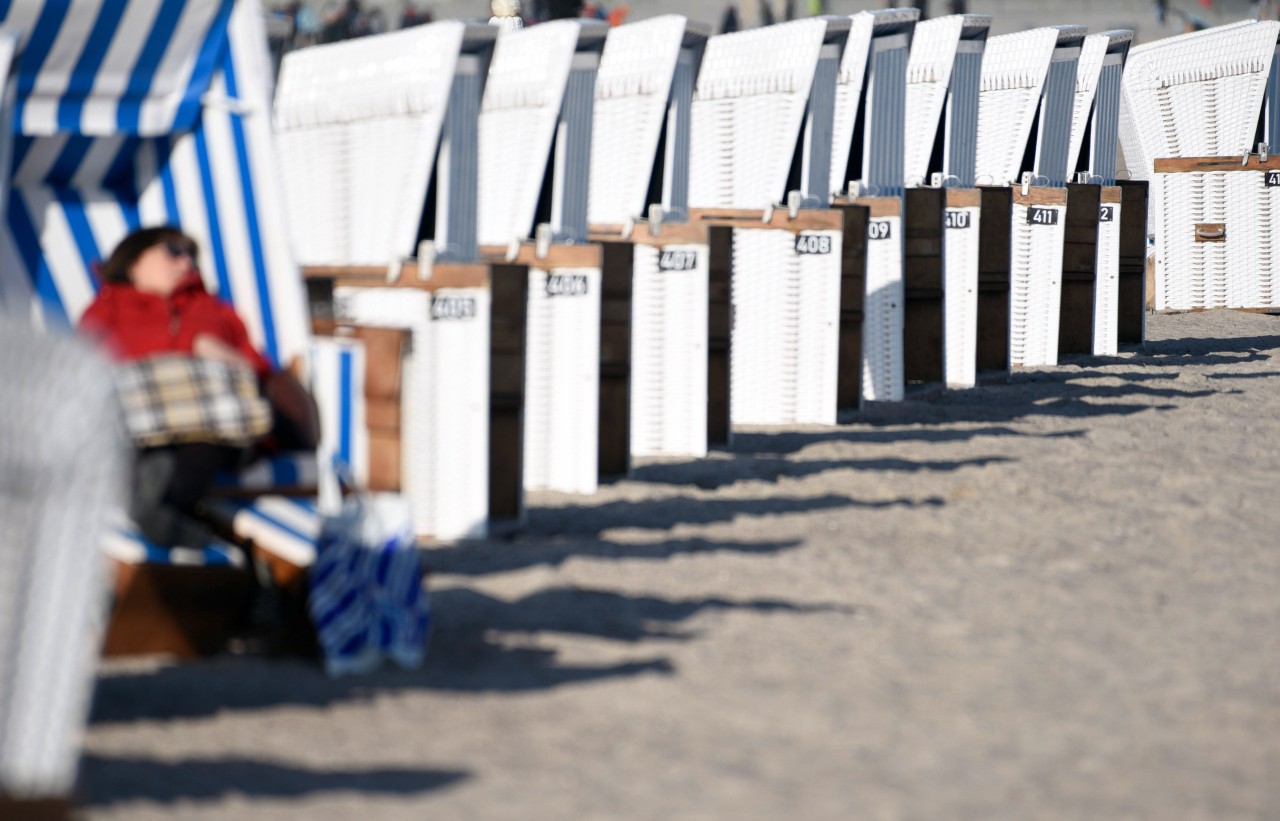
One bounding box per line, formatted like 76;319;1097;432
116;355;272;447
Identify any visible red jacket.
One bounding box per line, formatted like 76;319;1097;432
79;274;272;380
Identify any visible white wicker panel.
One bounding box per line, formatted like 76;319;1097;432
412;287;491;539
905;15;964;186
862;211;904;402
274;23;465;266
1093;200;1121;356
523;266;602;494
1120;22;1280;181
729;227;841;424
478;21;581;245
830;13;874;194
976;28;1059;186
1119;21;1254;182
333;286;491;540
1008;201;1066;367
1224;171;1273;308
943;204;980;387
729;228;785;424
794;230;843;423
690;20;828;209
630;243;709;457
1068;34;1109;176
588;15;688;226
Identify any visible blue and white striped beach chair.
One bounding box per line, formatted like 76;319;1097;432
0;0;364;653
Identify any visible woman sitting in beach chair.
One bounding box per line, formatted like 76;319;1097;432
79;226;319;550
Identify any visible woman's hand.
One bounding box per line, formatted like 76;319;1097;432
193;333;253;368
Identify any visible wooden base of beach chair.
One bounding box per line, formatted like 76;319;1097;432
903;188;945;384
707;224;733;446
591;220;732;450
248;546;317;657
696;206;865;419
309;261;530;534
597;241;633;479
1117;180;1149;344
488;262;529;523
834;202;870;411
103;560;254;658
976;186;1013;373
487;241;619;491
0;795;73;821
1058;183;1103;356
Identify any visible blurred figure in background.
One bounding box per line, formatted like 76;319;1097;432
720;2;739;33
546;0;581;19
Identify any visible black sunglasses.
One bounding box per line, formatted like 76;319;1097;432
160;240;196;259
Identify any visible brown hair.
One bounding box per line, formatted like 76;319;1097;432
98;226;199;285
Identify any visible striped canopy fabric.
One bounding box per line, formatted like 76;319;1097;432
0;0;309;369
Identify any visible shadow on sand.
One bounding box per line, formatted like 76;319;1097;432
79;755;469;807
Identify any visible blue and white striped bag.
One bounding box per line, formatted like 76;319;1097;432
308;494;431;677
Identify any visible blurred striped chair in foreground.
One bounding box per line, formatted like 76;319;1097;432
0;0;365;657
0;322;123;819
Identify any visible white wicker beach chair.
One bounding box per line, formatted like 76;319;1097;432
275;23;493;267
1065;31;1133;356
275;23;501;538
0;0;363;652
902;14;989;389
977;26;1085;369
828;9;918;403
479;20;608;496
690;19;851;425
589;17;712;458
1121;22;1280;312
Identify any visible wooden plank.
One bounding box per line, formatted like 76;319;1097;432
103;562;254;658
1193;223;1226;243
691;206;845;233
1117;180;1149;344
1100;186;1123;204
853;196;902;218
0;796;74;821
368;431;401;492
597;241;632;480
976;186;1012;373
313;262;492;292
836;202;870;410
946;187;982;209
1153;155;1280;173
903;188;945;383
1012;186;1068;207
488;264;528;525
590;221;709;246
706;225;733;446
1059;183;1101;356
480;242;603;269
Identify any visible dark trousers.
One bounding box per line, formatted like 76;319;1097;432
131;443;243;548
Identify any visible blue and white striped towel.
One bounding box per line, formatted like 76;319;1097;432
308;494;430;677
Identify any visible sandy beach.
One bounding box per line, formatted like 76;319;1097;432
81;308;1280;819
